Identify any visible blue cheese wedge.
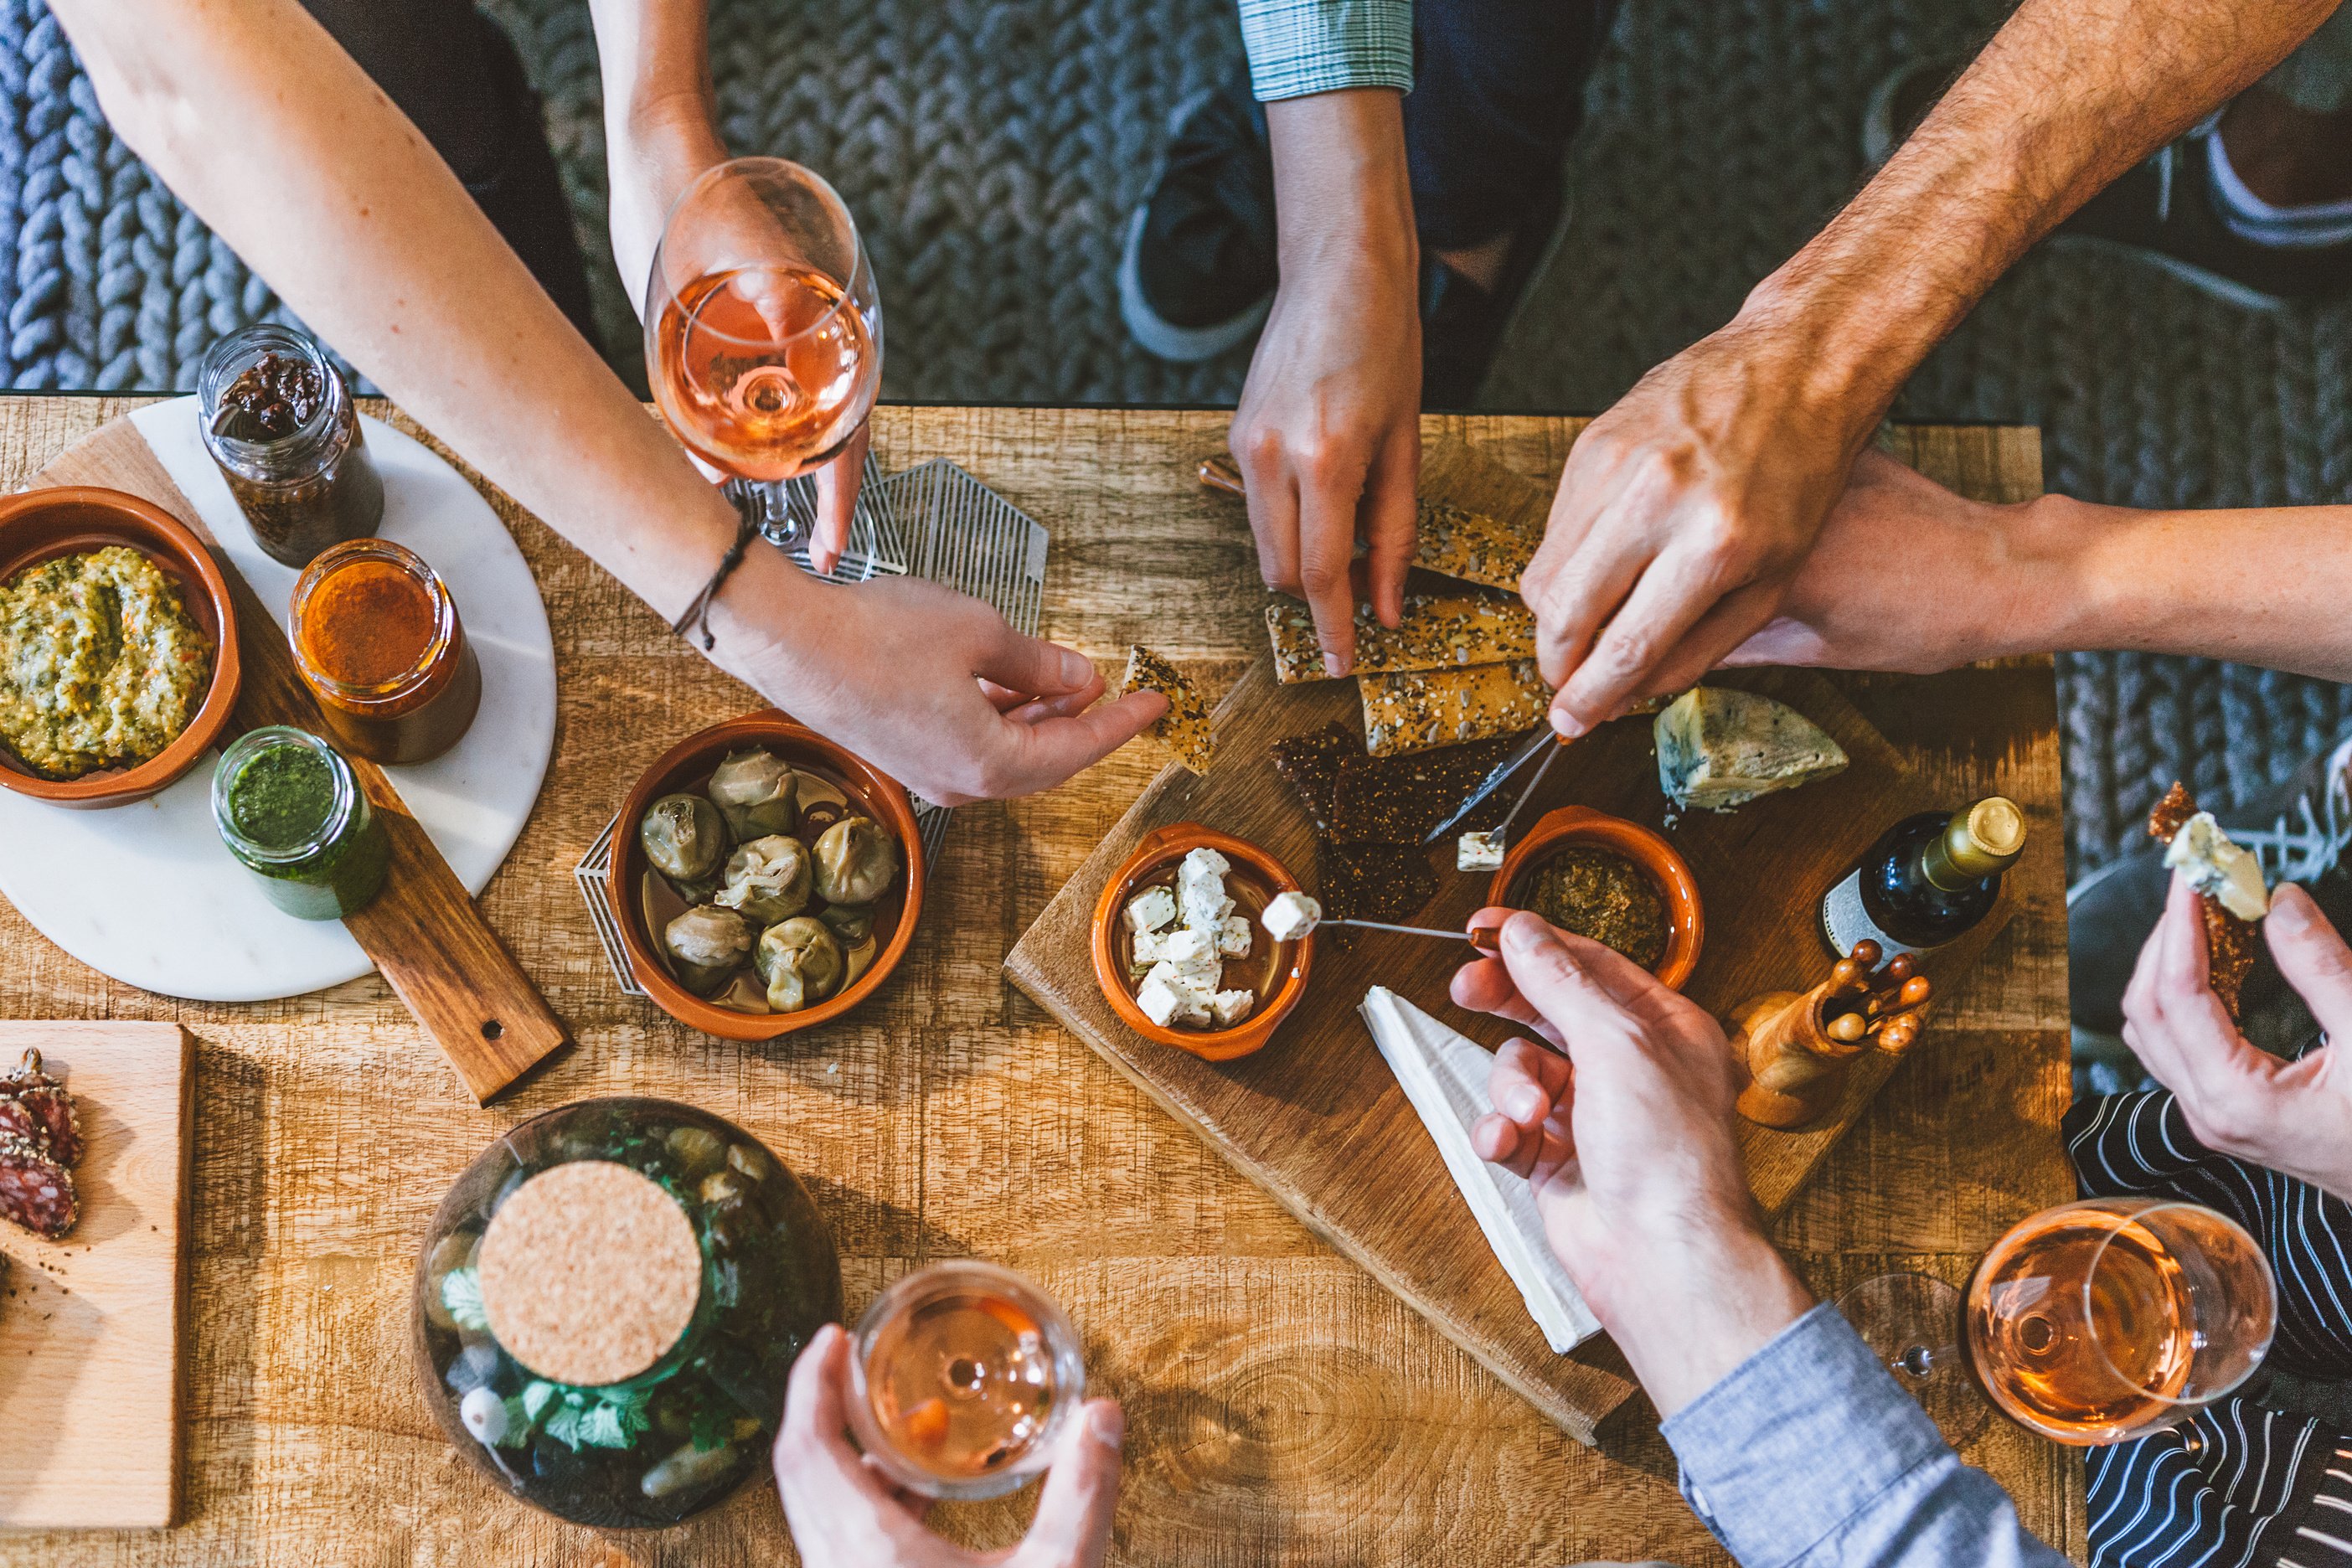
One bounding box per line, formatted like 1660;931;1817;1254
2163;811;2270;921
1655;687;1849;812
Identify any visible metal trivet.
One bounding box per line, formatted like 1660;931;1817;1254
733;451;910;582
575;458;1053;994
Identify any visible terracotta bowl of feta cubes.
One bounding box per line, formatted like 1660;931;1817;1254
1091;823;1314;1061
1488;805;1705;992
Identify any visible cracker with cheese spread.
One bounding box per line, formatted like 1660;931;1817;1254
1265;590;1538;684
2148;781;2265;1021
1119;645;1215;775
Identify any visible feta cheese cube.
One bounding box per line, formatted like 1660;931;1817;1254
1135;973;1184;1027
1163;926;1217;967
1217;914;1253;957
1209;989;1256;1028
1178;848;1235;929
1132;928;1171;965
1124;886;1177;934
1261;890;1322;942
1142;961;1217;1025
1457;831;1504;871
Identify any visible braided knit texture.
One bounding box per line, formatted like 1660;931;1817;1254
7;0;2351;873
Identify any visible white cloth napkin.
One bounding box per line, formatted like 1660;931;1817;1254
1359;986;1601;1353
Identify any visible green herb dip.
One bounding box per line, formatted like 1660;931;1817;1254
0;545;213;779
214;729;389;920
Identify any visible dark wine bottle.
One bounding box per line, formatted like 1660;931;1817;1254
1821;797;2025;957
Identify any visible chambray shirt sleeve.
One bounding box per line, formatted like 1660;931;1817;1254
1660;1303;2073;1568
1233;0;1412;101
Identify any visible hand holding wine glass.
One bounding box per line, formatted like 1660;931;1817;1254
646;157;880;575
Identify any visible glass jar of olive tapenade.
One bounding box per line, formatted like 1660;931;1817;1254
289;538;482;764
198;325;384;569
210;726;390;920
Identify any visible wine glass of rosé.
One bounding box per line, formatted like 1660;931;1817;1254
1841;1198;2276;1449
644;157;882;570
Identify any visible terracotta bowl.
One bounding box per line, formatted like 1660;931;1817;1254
1091;823;1313;1062
608;709;926;1041
1488;805;1705;991
0;486;242;807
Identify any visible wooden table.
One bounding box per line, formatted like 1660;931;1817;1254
0;399;2080;1566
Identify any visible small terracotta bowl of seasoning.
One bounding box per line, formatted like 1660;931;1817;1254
0;486;242;808
610;709;925;1042
1488;806;1704;992
1091;823;1313;1062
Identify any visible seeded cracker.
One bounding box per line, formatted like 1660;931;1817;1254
1120;645;1215;774
1330;735;1519;843
1265;591;1538;684
1271;722;1359;833
1411;440;1550;592
2148;781;2259;1021
1360;660;1551;756
1321;843;1440;945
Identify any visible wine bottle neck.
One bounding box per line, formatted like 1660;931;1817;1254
1920;797;2024;890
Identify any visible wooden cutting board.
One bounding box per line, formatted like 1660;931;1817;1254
21;416;567;1101
0;1021;194;1529
1006;661;2014;1443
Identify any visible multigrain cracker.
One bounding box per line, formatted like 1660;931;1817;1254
1119;645;1215;774
1411;440;1551;591
1329;735;1518;843
1270;722;1359;833
1359;660;1551;757
2147;781;2260;1021
1264;591;1538;683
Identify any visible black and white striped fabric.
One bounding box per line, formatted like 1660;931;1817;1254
2067;1084;2352;1568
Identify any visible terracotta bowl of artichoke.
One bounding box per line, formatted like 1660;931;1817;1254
609;709;925;1040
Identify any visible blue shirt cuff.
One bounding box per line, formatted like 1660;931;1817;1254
1660;1302;1950;1563
1234;0;1413;101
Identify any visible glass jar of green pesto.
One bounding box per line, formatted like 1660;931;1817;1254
210;726;389;920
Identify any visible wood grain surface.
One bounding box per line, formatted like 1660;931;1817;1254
1005;663;2021;1443
0;1020;193;1529
28;420;568;1103
0;400;2075;1565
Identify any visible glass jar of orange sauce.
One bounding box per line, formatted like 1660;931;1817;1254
288;539;482;765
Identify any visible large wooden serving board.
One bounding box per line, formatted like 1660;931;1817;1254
0;1021;193;1529
1007;660;2014;1443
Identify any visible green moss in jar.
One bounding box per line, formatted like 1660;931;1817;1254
1525;846;1669;971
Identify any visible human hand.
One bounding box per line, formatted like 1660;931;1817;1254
1724;451;2066;674
714;551;1164;806
1452;910;1813;1415
776;1323;1125;1568
1523;318;1875;735
2121;876;2352;1202
1231;90;1421;676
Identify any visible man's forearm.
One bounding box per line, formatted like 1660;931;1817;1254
2027;496;2352;682
1264;89;1414;278
56;0;758;640
1741;0;2342;440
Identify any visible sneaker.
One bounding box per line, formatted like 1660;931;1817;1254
2052;128;2352;309
1120;72;1278;363
2068;734;2352;1054
1419;176;1570;408
1859;54;1970;171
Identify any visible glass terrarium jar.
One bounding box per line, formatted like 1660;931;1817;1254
411;1097;841;1528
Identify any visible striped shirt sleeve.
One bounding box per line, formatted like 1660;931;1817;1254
1234;0;1413;101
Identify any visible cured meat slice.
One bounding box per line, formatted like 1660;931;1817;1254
0;1050;80;1167
0;1096;39;1151
0;1131;78;1239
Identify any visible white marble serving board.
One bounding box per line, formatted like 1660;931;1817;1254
0;397;556;1002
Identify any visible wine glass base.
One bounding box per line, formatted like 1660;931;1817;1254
1838;1272;1992;1449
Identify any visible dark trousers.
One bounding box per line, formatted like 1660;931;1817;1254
2069;1088;2352;1568
302;0;598;342
1406;0;1618;250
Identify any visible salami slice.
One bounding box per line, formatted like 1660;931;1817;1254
0;1050;79;1166
0;1096;39;1152
0;1131;77;1239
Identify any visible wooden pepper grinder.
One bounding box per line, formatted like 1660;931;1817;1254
1724;941;1933;1128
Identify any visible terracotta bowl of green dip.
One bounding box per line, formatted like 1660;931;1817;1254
1488;806;1704;992
0;486;242;807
